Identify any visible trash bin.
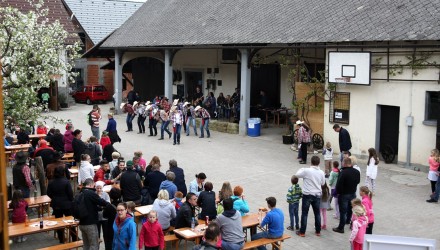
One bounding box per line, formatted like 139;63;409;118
247;118;261;137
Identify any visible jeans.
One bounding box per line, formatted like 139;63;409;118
186;116;197;135
337;193;356;230
200;119;210;138
126;113;135;131
137;115;146;133
432;177;440;201
160;120;171;139
173;124;181;144
79;224;99;250
18;186;30;198
91;126;100;140
288;202;299;229
300;142;309;162
300;194;321;233
221;240;244;250
148;118;157;136
251;231;281;250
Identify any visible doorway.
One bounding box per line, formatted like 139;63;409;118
185;71;203;101
377;105;400;163
250;64;281;108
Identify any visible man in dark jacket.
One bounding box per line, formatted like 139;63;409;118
144;164;166;200
175;192;199;229
168;159;187;196
72;129;85;165
333;124;352;161
120;160;142;204
78;178;110;250
51;129;65;153
332;157;360;234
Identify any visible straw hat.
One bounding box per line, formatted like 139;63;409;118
145;101;151;105
119;103;126;109
194;106;202;112
172;99;179;106
295;120;303;125
170;106;177;113
145;105;152;110
133;101;139;107
183;101;190;106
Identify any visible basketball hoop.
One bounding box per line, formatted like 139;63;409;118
335;77;350;89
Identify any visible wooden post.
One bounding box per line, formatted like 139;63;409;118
0;61;10;249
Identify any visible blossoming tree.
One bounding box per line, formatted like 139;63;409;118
0;0;80;129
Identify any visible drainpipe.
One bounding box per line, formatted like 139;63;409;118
406;116;413;167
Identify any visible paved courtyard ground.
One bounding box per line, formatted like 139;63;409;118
8;103;440;249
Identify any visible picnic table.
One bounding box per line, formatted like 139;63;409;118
8;195;52;217
9;215;78;242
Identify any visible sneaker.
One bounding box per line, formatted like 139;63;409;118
177;142;180;145
321;225;327;230
295;226;300;231
168;133;172;139
286;226;294;231
315;231;321;236
332;227;344;233
158;138;164;140
299;161;306;164
296;231;305;237
199;136;204;138
173;142;176;145
426;199;438;203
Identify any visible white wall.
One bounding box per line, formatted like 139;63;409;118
323;47;440;166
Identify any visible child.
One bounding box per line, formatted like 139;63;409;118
126;201;136;217
174;191;184;212
322;141;334;177
139;210;164;250
350;156;361;197
319;181;330;229
349;205;368;250
286;175;302;231
100;131;111;150
9;190;28;243
328;161;340;219
341;151;351;167
65;119;73;131
428;149;440;194
359;186;374;234
366;148;379;193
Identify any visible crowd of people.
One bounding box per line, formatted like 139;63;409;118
6;84;413;250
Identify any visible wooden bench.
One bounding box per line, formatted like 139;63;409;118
164;234;179;250
243;234;291;250
36;240;83;250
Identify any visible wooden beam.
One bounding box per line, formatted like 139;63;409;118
0;61;10;249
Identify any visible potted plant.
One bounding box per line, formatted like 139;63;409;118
58;93;68;108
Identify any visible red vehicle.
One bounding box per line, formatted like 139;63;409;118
72;85;109;105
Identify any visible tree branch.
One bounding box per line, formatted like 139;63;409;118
0;26;13;60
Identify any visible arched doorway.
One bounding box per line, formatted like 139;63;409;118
123;57;164;101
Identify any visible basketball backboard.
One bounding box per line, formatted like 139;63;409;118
328;51;371;86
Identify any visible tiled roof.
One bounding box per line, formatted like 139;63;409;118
0;0;79;44
63;0;144;44
101;0;440;48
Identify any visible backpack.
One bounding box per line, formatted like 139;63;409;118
87;111;93;126
72;192;89;220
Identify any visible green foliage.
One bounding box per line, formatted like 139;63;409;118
279;50;327;129
0;0;81;128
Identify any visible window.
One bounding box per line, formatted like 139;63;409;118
426;91;440;122
329;92;350;124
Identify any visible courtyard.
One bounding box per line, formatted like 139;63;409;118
7;103;439;249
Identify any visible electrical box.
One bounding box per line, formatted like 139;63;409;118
406;116;414;127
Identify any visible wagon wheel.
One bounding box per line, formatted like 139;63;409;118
312;133;324;149
381;144;395;164
293;129;299;144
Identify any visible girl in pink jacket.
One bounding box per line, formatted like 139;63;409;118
349;205;368;250
360;186;374;234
